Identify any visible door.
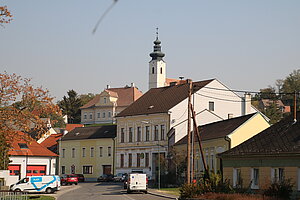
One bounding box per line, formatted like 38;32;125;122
26;165;46;176
103;165;111;175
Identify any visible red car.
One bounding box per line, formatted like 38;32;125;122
61;174;78;185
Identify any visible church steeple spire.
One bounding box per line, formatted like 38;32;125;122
150;28;165;61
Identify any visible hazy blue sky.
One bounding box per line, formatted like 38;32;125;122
1;0;299;101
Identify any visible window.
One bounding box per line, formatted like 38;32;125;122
209;101;215;111
108;112;111;118
83;166;93;174
99;147;103;157
160;67;163;74
161;125;165;140
129;127;133;142
145;126;150;141
210;153;214;170
128;154;132;167
251;168;259;189
108;147;111;157
137;127;141;142
233;168;242;188
62;149;65;158
72;148;75;158
154;125;159;141
84;113;87;119
97;112;100;118
145;153;149;167
104;97;107;104
137;153;141;167
120;154;124;168
18;143;28;149
61;166;65;174
89;113;93;119
82;148;86;157
121;128;125;143
103;112;106;118
152;67;155;74
272;168;285;183
90;147;94;157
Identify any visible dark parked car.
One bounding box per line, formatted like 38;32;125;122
97;174;114;182
113;173;127;182
75;174;85;182
61;174;78;185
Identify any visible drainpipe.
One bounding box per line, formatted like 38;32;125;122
224;136;231;150
112;138;116;175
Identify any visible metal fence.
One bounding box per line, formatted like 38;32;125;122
0;190;28;200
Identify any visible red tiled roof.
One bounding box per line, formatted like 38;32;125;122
80;87;143;109
9;132;58;157
41;133;63;149
165;78;187;86
65;124;84;132
117;79;214;117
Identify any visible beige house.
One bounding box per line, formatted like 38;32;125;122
172;112;270;178
59;125;116;181
80;85;143;125
219;112;300;192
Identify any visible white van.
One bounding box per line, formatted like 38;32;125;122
126;173;147;194
10;175;61;194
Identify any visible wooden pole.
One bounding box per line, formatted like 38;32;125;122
294;91;297;122
186;79;192;184
190;104;208;173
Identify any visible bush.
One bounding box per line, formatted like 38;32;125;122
263;179;294;200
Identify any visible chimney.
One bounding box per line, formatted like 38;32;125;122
131;83;135;88
170;82;177;86
242;93;251;115
106;85;110;89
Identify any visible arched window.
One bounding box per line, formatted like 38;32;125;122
152;67;155;74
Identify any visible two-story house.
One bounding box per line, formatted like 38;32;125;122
59;125;116;181
80;85;143;125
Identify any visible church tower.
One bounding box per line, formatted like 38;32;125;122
149;29;166;90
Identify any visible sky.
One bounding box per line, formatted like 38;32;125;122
1;0;300;101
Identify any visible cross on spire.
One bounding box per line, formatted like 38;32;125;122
156;27;159;39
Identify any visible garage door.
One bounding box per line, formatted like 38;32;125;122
26;165;46;176
8;165;21;176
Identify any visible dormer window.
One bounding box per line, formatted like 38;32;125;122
18;143;28;149
104;97;107;104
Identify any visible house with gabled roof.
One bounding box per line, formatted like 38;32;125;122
219;112;300;192
172;112;269;178
80;84;143;125
8;132;58;181
59;125;116;181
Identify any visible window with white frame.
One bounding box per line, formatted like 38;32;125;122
108;112;111;118
129;127;133;142
104;97;107;104
62;149;65;158
83;166;93;174
137;126;141;142
209;101;215;111
161;125;165;140
271;168;285;183
145;126;150;141
233;168;242;188
90;147;94;157
121;128;125;143
89;113;93;119
84;113;87;119
154;125;159;141
97;112;100;118
108;147;111;157
251;168;259;189
99;147;103;157
72;148;75;158
103;112;106;118
82;148;86;157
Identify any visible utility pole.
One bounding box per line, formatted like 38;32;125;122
187;79;192;184
294;91;297;122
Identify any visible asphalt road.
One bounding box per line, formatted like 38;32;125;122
57;182;174;200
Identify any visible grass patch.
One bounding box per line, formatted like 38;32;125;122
29;195;55;200
159;188;180;196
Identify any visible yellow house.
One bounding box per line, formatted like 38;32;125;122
172;112;270;178
59;125;116;181
219;112;300;192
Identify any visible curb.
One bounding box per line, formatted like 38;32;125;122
148;190;178;200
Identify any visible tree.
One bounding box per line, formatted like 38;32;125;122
263;102;282;124
57;90;82;123
0;72;60;169
0;6;13;27
79;93;95;106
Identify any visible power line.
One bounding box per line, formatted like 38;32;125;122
195;92;251;103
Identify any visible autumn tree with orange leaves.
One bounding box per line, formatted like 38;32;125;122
0;6;13;27
0;72;61;169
